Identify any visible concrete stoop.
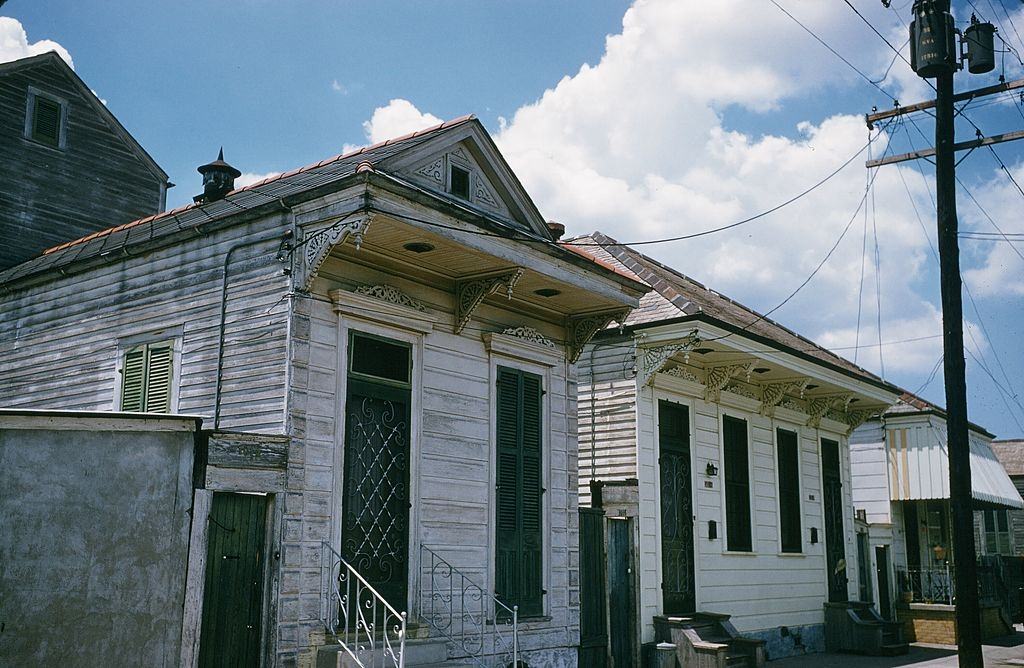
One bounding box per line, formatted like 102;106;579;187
654;612;766;668
317;637;449;668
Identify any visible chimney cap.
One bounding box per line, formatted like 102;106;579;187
546;220;566;240
197;147;241;179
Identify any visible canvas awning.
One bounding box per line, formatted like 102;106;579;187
887;423;1024;509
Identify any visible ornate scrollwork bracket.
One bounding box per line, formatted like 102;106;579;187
807;393;855;427
454;268;523;334
301;213;373;290
760;378;812;416
354;284;427;311
502;326;556;348
566;308;632;364
703;361;755;402
637;330;701;386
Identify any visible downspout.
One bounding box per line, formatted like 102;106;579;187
213;210;293;430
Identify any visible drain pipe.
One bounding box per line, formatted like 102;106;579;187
213;214;293;430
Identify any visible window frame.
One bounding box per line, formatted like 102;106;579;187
775;425;803;554
347;330;412;388
117;338;178;413
721;413;753;553
24;86;68;150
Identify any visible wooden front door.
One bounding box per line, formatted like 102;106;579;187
608;518;636;668
658;400;695;614
578;507;609;668
198;492;267;668
821;438;848;603
876;546;892;619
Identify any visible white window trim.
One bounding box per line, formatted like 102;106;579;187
486;342;554;619
25;86;69;150
113;327;183;413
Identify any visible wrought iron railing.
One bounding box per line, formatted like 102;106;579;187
419;544;518;667
904;566;954;604
320;541;407;668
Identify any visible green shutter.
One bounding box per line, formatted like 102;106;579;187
121;346;146;411
145;344;173;413
495;366;544;617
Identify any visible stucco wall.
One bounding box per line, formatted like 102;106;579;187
0;416;197;667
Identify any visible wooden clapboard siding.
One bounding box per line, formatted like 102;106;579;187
850;420;892;523
0;214;291;434
278;252;580;660
0;55;165;269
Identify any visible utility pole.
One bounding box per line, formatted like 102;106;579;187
863;3;1024;665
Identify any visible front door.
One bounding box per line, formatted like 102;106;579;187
876;546;892;619
821;438;848;603
658;400;695;614
198;492;267;668
341;332;412;614
608;518;636;668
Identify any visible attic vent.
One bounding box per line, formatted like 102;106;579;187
450;165;470;199
28;94;63;148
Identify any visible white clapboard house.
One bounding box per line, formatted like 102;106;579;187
568;232;901;663
0;117;648;667
850;393;1023;642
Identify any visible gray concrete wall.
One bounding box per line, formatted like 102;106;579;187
0;414;198;667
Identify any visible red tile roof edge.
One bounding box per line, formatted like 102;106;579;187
42;114;477;256
559;241;650;286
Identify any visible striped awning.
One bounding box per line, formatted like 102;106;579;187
887;423;1024;509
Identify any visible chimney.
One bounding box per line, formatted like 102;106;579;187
546;220;566;240
194;148;241;204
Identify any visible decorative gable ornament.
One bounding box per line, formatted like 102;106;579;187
661;366;701;384
415;158;445;185
354;284;427;312
501;326;556;348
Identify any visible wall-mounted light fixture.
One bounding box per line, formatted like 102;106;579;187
708;520;718;540
705;461;719;477
810;527;819;544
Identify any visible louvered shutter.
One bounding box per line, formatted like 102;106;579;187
494;366;544;617
121;346;146;411
33;97;61;146
144;344;173;413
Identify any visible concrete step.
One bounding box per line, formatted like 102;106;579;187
881;642;910;656
317;637;449;668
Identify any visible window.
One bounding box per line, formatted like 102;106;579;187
26;91;65;148
776;428;802;553
495;366;544;617
450;164;470;199
349;332;411;385
984;509;1012;555
120;341;174;412
723;415;751;552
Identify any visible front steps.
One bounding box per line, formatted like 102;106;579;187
654;612;765;668
317;636;449;668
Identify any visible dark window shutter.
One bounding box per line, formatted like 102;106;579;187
776;428;802;553
724;415;752;552
121;346;146;411
32;96;61;147
495;366;544;617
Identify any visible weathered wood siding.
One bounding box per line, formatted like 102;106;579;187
279;251;581;664
850;420;892;524
637;378;858;640
0;213;291;434
0;57;164;269
577;336;639;508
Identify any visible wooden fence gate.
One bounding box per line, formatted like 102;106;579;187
579;506;608;668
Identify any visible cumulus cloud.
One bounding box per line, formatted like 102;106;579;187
341;98;443;154
962;160;1024;296
0;17;73;68
235;171;282;189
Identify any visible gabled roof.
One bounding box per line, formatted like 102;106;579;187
0;52;168;183
570;231;887;388
992;440;1024;477
884;391;994;438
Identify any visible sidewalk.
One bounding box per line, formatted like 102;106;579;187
768;628;1024;667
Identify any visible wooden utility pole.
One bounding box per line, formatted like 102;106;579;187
863;3;1024;665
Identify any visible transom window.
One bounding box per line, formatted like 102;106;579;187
348;332;412;386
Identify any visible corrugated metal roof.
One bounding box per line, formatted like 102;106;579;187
0;116;476;287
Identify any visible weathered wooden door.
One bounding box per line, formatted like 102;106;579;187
658;400;695;614
821;438;848;603
578;507;608;668
198;492;267;668
342;377;411;613
608;518;636;668
875;546;892;619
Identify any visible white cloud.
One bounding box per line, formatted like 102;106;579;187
962;160;1024;296
235;171;281;189
342;98;443;154
0;17;73;68
331;79;347;94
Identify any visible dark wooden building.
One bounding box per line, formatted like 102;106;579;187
0;52;169;270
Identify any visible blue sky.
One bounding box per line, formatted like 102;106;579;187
4;1;1024;438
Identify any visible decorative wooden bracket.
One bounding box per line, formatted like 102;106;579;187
807;393;854;427
354;284;427;311
301;212;373;290
566;308;632;364
760;378;811;416
637;330;701;386
454;268;523;334
501;326;556;348
703;361;755;402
